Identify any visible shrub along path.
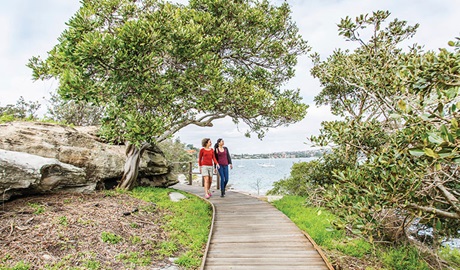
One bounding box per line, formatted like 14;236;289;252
174;183;333;270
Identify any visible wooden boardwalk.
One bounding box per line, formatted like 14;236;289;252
174;183;333;270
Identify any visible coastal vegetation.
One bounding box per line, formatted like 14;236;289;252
272;195;458;269
270;10;460;269
2;2;459;269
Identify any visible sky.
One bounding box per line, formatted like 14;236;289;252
1;0;459;154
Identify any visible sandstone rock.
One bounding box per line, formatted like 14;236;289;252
0;149;89;201
0;121;178;201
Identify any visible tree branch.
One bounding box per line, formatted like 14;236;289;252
407;203;460;219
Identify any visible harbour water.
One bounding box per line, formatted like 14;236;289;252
225;157;317;195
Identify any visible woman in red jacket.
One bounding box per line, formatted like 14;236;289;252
199;138;220;198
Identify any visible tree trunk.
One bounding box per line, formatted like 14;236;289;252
118;142;150;190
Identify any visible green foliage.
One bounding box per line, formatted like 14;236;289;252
45;91;103;126
82;259;100;270
157;241;179;257
115;251;151;267
28;203;45;215
381;245;430;270
272;195;437;270
0;114;15;123
333;239;372;258
28;0;309;145
0;96;41;121
159;137;197;172
305;9;460;255
439;246;460;269
130;187;211;268
58;216;69;226
101;232;123;244
0;261;31;270
268;151;354;196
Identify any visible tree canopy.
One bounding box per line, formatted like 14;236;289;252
28;0;309;145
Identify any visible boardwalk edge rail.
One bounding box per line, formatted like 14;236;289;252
302;230;335;270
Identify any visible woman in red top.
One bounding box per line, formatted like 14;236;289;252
199;138;219;199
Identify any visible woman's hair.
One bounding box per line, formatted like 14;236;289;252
214;138;223;150
201;138;210;147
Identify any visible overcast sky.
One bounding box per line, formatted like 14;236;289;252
1;0;459;154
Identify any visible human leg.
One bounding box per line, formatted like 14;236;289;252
203;175;210;198
218;166;225;196
202;166;213;198
223;165;229;191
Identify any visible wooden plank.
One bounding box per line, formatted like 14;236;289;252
173;184;333;270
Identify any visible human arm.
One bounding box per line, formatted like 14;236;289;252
226;147;233;169
212;151;220;169
198;149;203;172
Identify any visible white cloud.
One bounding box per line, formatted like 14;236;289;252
1;0;459;154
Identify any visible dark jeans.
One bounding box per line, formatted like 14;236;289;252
218;165;229;194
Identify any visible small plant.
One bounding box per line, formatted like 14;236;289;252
129;223;140;228
58;216;68;226
115;252;151;267
82;259;100;270
0;114;15;123
28;202;45;215
77;218;95;226
157;241;178;257
129;235;142;244
1;254;12;262
63;198;72;204
101;232;122;244
3;261;31;270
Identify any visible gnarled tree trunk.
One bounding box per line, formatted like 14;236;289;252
118;142;150;190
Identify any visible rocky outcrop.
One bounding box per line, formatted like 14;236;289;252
0;121;178;201
0;149;89;201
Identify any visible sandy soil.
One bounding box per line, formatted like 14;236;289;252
0;191;182;269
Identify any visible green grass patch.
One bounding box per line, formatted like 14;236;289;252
381;245;430;270
439;246;460;269
0;261;31;270
27;202;45;215
116;251;151;267
101;232;122;244
272;195;436;269
271;195;344;246
332;238;372;257
130;187;211;269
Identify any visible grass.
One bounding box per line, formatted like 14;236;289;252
130;187;211;269
271;195;440;269
1;187;210;270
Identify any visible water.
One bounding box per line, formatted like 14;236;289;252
226;157;317;195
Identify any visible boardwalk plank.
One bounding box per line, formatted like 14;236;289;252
174;184;332;270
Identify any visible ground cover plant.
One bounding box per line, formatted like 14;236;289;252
0;187;211;269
